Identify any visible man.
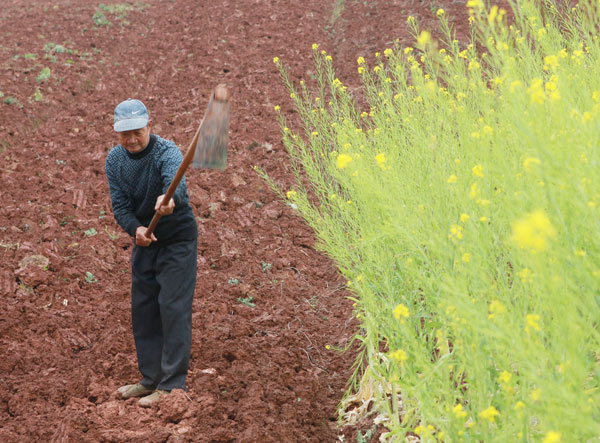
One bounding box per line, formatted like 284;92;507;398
105;98;198;407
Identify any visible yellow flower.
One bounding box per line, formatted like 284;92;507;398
384;48;393;58
510;80;522;93
358;67;365;74
531;388;542;401
312;43;319;50
472;164;484;177
488;300;506;319
469;183;479;199
511;209;556;252
336;154;353;169
417;31;431;46
447;174;458;184
479;406;500;422
467;0;483;8
543;431;562;443
514;401;526;411
414;425;426;435
582;112;593;124
390;349;408;364
488;5;498;25
480;216;488;222
393;303;410;321
460;213;470;222
462;253;471;263
468;60;480;71
437;8;445;16
527;78;545;104
274;105;281;112
450;224;464;240
526;314;541;331
453;403;468;419
376;153;387;170
273;56;280;64
523;157;540;172
357;56;365;65
544;55;559;71
498;371;512;384
286;190;297;199
516;268;534;283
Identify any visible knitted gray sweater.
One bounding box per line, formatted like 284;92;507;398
105;134;197;247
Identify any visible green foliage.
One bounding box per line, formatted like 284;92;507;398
266;0;600;440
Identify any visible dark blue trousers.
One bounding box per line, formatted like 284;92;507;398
130;239;197;391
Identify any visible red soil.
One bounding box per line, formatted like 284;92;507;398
0;0;470;441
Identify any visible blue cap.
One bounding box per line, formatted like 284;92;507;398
114;99;149;132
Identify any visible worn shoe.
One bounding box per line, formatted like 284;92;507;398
118;383;153;399
138;389;169;408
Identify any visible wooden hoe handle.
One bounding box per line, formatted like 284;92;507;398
145;85;230;238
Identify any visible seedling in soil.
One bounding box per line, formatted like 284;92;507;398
3;96;19;106
84;271;97;283
36;67;51;83
227;277;240;285
33;88;43;102
237;296;255;307
92;10;111;26
261;261;272;272
104;226;118;240
84;228;98;237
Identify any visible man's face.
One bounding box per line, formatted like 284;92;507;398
117;121;152;154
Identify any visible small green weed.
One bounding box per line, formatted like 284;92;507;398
33;88;43;102
3;96;19;106
84;228;98;237
237;296;255;307
36;67;51;83
227;277;240;285
84;271;97;283
104;226;118;240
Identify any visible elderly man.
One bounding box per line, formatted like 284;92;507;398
105;99;198;407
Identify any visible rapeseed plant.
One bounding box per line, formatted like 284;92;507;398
262;0;600;440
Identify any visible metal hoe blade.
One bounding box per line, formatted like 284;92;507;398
192;94;230;170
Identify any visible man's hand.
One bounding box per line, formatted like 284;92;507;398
135;226;157;247
155;194;175;216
